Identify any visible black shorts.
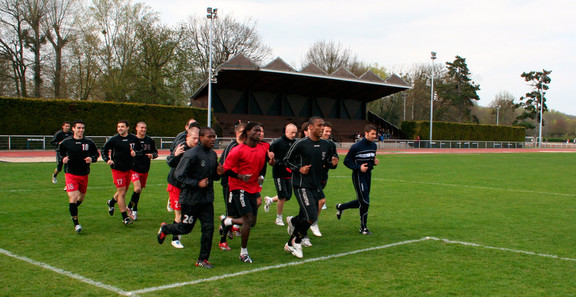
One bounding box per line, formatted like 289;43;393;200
293;187;321;222
274;177;292;200
222;185;239;217
230;189;260;217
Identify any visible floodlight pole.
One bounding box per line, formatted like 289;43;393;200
496;105;500;126
207;7;218;128
429;51;437;148
538;89;544;148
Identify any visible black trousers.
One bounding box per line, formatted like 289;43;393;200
163;202;214;261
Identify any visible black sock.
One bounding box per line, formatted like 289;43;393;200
109;198;117;207
69;203;79;225
121;212;127;219
76;200;83;207
129;192;140;210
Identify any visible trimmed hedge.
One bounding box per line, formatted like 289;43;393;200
0;97;218;136
401;121;525;142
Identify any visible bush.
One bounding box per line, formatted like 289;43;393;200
400;121;525;141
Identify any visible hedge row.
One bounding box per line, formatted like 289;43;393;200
0;97;217;136
400;121;525;141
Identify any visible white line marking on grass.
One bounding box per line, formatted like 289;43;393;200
426;237;576;262
0;248;131;296
128;237;430;295
331;176;576;197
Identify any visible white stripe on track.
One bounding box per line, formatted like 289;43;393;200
331;176;576;197
0;248;130;296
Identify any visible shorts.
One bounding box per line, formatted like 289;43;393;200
222;185;239;217
230;189;260;217
131;171;149;188
166;184;182;211
274;177;292;200
65;173;89;194
293;187;321;222
111;169;132;188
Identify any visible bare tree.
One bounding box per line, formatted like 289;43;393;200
0;0;29;97
302;40;365;75
22;0;49;98
489;91;517;126
44;0;79;98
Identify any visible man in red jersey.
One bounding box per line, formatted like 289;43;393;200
221;122;274;263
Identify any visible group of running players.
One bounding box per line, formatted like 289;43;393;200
53;116;379;269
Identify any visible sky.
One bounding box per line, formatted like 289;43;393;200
145;0;576;115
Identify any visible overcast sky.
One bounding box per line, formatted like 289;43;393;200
145;0;576;116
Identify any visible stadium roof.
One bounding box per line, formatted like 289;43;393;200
191;54;411;103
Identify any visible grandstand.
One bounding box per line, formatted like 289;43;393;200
191;54;410;141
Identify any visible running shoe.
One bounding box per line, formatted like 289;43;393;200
157;222;167;244
196;259;214;269
336;204;343;220
219;242;231;250
301;236;312;247
171;239;184;248
131;210;138;221
126;208;136;220
166;198;173;212
290;238;303;258
264;196;272;212
106;199;115;216
286;216;294;235
310;222;322;237
359;228;372;235
123;217;133;225
239;254;253;263
275;217;285;226
321;204;327;210
232;225;241;237
75;224;82;234
284;242;295;254
52;174;58;184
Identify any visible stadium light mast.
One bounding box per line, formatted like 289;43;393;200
538;89;545;148
496;105;500;126
206;7;218;127
429;51;437;148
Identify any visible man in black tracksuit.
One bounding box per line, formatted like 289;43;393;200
51;121;73;184
127;122;158;220
157;127;222;269
283;117;338;258
336;124;379;235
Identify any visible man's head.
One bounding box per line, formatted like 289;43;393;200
322;121;333;140
72;120;85;138
117;120;130;136
241;122;263;144
185;118;197;130
364;124;378;142
300;122;309;138
135;122;147;138
308;116;325;140
199;127;217;149
186;126;200;148
284;123;298;140
62;121;71;132
235;122;247;142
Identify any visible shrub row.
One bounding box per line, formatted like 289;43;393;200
400;121;525;141
0;97;219;136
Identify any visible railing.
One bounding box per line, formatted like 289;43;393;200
2;135;574;151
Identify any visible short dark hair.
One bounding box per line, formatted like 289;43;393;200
199;127;215;137
308;116;323;125
324;121;333;129
118;119;130;127
62;121;70;126
185;118;197;128
72;120;84;127
364;124;377;133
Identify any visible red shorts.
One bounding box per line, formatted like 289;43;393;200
166;184;181;211
65;173;89;194
111;169;132;188
131;171;148;188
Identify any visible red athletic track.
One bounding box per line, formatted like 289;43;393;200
1;148;575;163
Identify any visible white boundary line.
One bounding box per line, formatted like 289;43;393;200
3;236;576;296
330;176;576;198
0;247;130;296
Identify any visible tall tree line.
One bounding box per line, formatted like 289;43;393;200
0;0;270;105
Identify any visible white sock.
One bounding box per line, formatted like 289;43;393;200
277;214;283;220
241;247;248;255
224;218;233;226
312;220;318;227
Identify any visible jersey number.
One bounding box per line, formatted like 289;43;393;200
82;144;89;151
183;215;194;224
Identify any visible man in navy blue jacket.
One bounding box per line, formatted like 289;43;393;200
336;124;379;235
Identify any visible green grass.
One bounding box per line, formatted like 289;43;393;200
1;152;576;296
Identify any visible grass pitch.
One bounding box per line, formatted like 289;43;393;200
1;152;576;296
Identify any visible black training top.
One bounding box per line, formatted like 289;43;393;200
58;136;99;176
101;133;142;172
175;144;221;205
284;137;337;190
132;135;158;173
51;129;73;150
270;135;296;179
219;139;239;187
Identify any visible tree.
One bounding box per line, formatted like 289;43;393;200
302;40;365;75
435;56;480;123
513;69;552;129
0;0;29;97
22;0;49;98
489;91;517;126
